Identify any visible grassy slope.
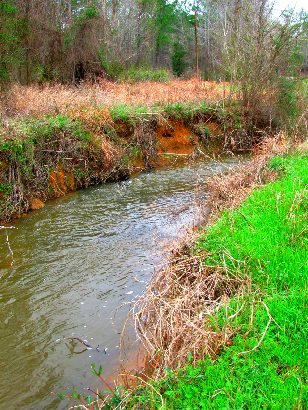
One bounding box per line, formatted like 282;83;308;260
124;152;307;409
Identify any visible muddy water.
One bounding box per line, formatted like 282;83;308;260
0;158;239;409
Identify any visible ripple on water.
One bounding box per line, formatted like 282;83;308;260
0;158;240;409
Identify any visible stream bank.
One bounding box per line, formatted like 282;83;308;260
0;101;254;223
94;141;307;410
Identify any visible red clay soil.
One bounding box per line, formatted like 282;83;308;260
157;121;198;155
29;198;45;210
49;168;76;197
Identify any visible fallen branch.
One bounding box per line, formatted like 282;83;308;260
66;337;106;353
238;302;273;356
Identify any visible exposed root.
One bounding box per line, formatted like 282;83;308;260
133;119;157;168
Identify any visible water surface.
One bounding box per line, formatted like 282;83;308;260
0;158;238;409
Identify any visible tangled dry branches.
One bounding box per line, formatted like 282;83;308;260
206;134;288;219
133;247;247;377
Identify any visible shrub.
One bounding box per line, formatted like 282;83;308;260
277;77;301;133
16;115;92;142
98;47;125;79
119;67;170;83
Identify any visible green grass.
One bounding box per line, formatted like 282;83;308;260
120;152;308;409
1;115;92;150
109;101;213;122
109;104;132;121
0;115;92;173
16;115;92;142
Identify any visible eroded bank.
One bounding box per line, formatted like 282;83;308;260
0;102;253;223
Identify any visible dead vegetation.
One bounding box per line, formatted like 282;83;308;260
206;134;288;221
132;134;289;377
0;79;228;119
133;248;247;376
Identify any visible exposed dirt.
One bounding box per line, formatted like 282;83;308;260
157;121;198;155
49;168;76;198
29;198;45;210
0;116;226;223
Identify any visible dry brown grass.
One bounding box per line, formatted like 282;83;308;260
0;79;228;118
206;134;288;221
133;247;247;377
132;134;289;377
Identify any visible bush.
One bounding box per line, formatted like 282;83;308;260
98;47;125;79
119;67;170;83
109;104;131;121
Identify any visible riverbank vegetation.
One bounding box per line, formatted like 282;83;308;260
0;100;248;222
66;144;307;409
130;146;308;410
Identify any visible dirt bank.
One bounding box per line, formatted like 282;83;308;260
0;103;243;223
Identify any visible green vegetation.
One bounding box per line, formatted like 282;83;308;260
0;1;21;83
0;115;92;168
119;67;170;83
171;41;187;77
98;51;171;83
163;101;210;120
92;151;307;409
163;102;195;119
109;101;216;123
277;77;302;132
0;102;226;222
0;114;117;220
0;182;12;195
16;115;92;142
109;104;133;122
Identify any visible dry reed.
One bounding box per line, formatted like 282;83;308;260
133;247;247;377
207;133;288;219
0;79;228;119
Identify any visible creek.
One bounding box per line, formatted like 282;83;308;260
0;157;239;409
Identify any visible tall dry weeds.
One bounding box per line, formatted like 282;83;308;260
0;80;228;119
206;134;288;221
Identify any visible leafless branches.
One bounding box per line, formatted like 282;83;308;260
0;225;15;266
132;247;247;376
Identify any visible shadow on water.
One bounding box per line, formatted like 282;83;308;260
0;157;240;409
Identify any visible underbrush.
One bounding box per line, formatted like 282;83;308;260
0;114;125;221
0;101;234;222
0;80;227;119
